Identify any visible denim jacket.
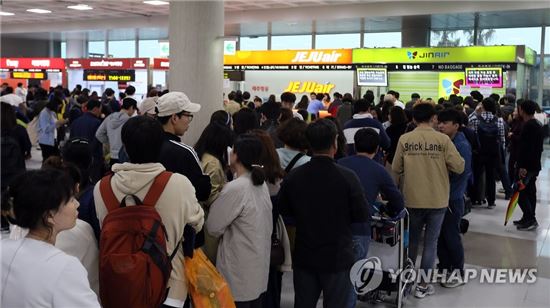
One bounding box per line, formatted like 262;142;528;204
37;108;56;146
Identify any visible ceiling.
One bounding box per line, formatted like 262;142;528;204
1;1;549;41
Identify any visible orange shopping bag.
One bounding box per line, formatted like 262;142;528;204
184;249;236;308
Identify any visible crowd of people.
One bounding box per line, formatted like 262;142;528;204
0;82;547;307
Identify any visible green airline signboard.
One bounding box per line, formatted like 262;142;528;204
353;46;518;64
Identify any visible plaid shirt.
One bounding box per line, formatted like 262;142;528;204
468;111;506;146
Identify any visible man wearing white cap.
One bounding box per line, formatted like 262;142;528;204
156;91;212;203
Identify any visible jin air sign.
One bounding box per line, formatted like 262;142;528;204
465;68;503;88
352;46;517;64
357;68;387;86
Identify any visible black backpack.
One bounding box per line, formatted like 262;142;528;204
1;134;26;190
476;115;499;156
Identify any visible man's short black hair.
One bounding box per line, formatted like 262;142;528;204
354;128;380;154
519;100;538;116
125;85;136;96
412;103;436;123
306;119;337;153
280;92;296;104
17;82;23;87
353;99;371;114
411;93;420;100
363;92;375;103
86;99;101;111
437;108;462;124
277;118;309;151
228;91;236;101
121;116;164;164
104;88;115;96
121;97;138;110
315;93;324;101
260;101;281;120
387;90;399;99
242;91;251;100
470;90;483;102
481;97;496;114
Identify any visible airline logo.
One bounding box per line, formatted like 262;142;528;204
6;59;19;68
407;50;450;60
291;51;343;63
89;60;124;67
31;59;50;67
283;81;335;93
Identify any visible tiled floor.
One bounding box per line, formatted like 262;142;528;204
280;144;550;308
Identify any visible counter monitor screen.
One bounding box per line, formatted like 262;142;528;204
465;67;502;88
357;68;387;86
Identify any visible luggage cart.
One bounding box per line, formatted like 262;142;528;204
362;209;414;308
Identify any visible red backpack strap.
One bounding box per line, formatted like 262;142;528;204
99;174;119;213
143;172;173;206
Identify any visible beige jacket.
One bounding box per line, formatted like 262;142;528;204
200;153;227;211
93;163;204;306
392;127;464;209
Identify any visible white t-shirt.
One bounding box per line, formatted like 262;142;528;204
8;220;99;296
1;238;100;307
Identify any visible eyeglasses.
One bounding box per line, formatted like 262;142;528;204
181;113;194;120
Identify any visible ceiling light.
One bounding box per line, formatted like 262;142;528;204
68;4;93;11
143;1;169;5
26;9;52;14
0;11;15;16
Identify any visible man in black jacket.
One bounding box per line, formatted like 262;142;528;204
156;91;212;202
515;100;544;231
277;119;369;308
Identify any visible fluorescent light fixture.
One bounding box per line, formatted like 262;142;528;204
143;1;169;5
67;4;93;11
0;11;15;16
26;9;52;14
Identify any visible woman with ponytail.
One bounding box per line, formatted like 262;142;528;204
206;134;273;307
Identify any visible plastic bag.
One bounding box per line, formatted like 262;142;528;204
184;248;236;308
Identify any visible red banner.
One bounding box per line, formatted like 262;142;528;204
0;58;66;70
153;58;170;70
66;58;149;70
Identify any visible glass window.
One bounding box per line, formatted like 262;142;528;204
88;41;105;57
271;35;312;50
108;40;136;58
239;36;268;50
139;40;162;58
545;26;549;54
430;30;473;47
477;27;541;53
315;33;360;49
61;42;66;58
364;32;401;48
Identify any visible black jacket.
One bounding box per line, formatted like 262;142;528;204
277;156;368;272
157;132;212;202
517;119;544;174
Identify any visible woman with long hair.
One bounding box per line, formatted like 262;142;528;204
206;134;272;307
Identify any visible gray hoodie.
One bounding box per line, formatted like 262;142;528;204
95;111;130;159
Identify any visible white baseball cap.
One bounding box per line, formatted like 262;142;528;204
156;91;201;117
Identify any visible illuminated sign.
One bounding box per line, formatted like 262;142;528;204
153;58;170;69
357;68;387;86
224;49;352;65
353;46;518;64
465;67;503;88
83;70;135;82
67;58;148;70
439;72;465;98
283;81;335;94
224;41;236;55
11;71;46;79
0;58;65;70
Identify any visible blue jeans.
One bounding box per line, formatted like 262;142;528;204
408;208;446;284
437;199;465;275
347;235;371;308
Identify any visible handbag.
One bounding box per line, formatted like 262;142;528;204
270;223;285;266
184;249;236;308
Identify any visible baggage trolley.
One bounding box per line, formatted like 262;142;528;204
363;209;414;308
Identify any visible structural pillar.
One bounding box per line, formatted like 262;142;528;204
538;26;546;106
401;15;431;47
169;1;224;145
66;36;87;58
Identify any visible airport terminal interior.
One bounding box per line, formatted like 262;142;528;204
1;1;550;307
